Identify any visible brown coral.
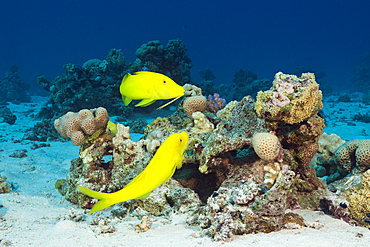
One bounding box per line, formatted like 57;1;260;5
335;139;370;172
54;107;109;146
183;95;207;118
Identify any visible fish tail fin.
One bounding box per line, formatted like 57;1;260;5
77;185;116;214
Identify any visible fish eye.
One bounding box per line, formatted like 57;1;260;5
162;80;166;84
179;138;182;142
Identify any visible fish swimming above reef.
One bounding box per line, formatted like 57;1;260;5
106;121;117;135
77;131;189;214
119;71;185;110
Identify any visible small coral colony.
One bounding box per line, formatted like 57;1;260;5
3;39;369;240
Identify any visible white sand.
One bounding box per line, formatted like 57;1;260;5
1;95;369;246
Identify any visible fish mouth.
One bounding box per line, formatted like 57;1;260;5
156;95;183;110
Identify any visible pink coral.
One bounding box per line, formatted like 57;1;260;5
207;93;226;113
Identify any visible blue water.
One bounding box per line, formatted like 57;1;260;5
1;0;369;92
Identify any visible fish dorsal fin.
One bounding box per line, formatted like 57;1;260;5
122;73;131;82
156;96;183;110
135;99;156;107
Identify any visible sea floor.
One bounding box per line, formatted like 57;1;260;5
0;94;369;246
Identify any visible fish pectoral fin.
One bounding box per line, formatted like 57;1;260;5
122;95;132;106
136;191;152;200
176;157;184;169
156;96;183;110
135;99;156;107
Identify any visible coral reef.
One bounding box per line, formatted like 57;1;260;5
216;101;238;119
37;49;132;118
183;95;207;118
54;70;330;241
314;133;347;183
54;107;109;146
353;112;370;123
0;175;11;193
0;105;16;125
183;84;202;96
255;72;323;125
335;139;370;172
230;69;270;100
206;93;226;113
191;111;214;133
252;133;282;161
23;119;60;142
0;65;31;103
128;118;148;134
131;39;192;86
263;162;281;188
347;169;370;225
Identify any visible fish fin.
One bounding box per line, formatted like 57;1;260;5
122;95;132;106
122;73;131;82
135;191;152;200
156;96;183;110
77;186;115;214
135;99;156;107
176;157;184;169
161;165;177;185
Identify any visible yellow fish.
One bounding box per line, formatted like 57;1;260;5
119;71;185;110
106;121;117;135
77;131;189;214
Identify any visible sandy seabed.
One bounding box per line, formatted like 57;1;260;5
1;95;370;247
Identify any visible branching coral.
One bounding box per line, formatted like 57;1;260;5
207;93;226;113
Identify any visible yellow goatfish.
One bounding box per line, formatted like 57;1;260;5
119;71;185;110
77;131;189;214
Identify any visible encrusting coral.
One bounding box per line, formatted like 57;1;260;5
335;139;370;172
183;83;202;96
54;107;109;146
255;72;323;125
347;169;370;223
